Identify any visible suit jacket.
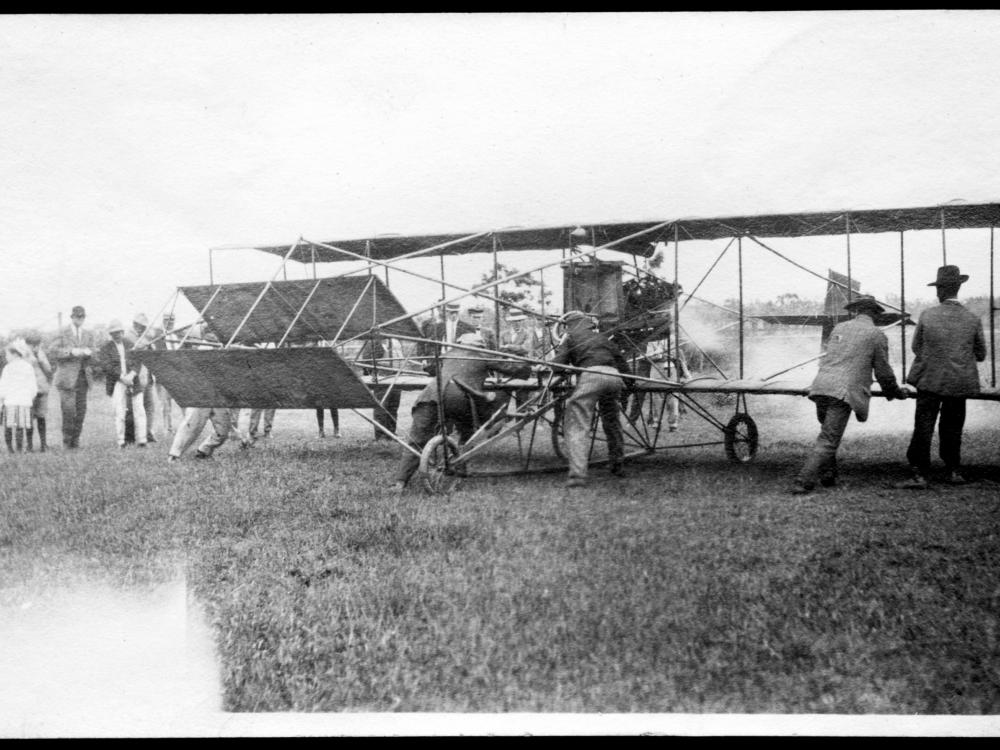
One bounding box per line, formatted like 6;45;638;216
99;339;144;397
500;326;540;359
51;324;100;390
415;350;531;419
808;315;900;422
906;300;986;397
418;318;476;357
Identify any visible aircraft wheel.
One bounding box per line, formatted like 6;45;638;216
419;435;462;494
724;413;758;464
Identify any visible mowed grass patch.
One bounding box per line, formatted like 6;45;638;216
0;393;998;712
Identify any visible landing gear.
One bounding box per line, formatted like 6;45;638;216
724;412;758;464
418;435;462;494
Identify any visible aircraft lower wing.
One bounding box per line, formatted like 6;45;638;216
139;348;382;409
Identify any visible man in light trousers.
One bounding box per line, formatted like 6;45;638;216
551;310;630;488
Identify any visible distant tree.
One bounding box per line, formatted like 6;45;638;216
477;263;553;320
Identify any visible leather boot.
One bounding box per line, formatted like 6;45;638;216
26;429;34;452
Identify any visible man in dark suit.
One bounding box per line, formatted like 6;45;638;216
466;305;497;351
390;332;531;490
791;295;906;495
897;265;987;488
418;301;475;359
51;305;99;448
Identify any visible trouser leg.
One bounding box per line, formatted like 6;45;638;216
374;388;400;438
393;402;439;485
37;418;46;452
198;408;232;456
112;382;128;445
132;392;147;445
797;397;852;487
14;428;23;452
169;407;210;458
73;372;88;444
59;387;77;446
4;428;12;453
666;393;680;429
564;374;604;480
156;385;173;431
598;389;625;465
142;386;156;441
938;396;967;471
906;391;941;474
626;360;650;421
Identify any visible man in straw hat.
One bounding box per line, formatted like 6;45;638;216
550;309;631;488
99;319;148;449
127;312;161;444
499;309;539;359
390;331;530;491
896;265;986;489
791;295;907;495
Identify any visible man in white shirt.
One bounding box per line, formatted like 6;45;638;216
98;319;147;449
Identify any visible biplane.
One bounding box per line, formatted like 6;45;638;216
139;202;1000;492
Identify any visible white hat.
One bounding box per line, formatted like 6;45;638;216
108;319;125;333
506;310;527;322
133;312;149;327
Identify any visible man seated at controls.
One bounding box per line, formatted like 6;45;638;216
390;332;531;491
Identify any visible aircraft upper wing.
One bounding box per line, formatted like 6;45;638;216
252;202;1000;263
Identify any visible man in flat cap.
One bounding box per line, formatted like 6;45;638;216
550;310;631;488
791;295;907;495
896;265;986;488
51;305;99;448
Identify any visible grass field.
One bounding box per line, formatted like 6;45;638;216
1;391;999;715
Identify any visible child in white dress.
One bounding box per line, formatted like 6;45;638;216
0;339;39;453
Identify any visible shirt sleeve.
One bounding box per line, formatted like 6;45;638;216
973;318;987;362
871;331;900;393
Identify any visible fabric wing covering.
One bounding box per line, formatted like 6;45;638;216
138;348;382;409
252;202;1000;263
179;276;421;346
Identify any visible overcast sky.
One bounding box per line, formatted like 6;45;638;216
3;11;1000;333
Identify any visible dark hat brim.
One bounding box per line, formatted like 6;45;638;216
928;275;969;286
844;300;885;314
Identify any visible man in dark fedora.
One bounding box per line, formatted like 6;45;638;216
51;305;99;448
896;265;986;488
791;295;907;495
